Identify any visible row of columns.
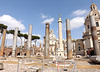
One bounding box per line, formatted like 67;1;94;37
0;15;99;58
66;15;100;58
0;25;33;57
65;15;100;58
12;25;32;57
44;15;73;58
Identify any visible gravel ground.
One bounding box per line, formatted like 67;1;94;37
0;63;23;72
44;68;100;72
77;61;91;65
77;69;100;72
0;63;100;72
0;59;100;72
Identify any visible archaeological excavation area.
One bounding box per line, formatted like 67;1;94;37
0;2;100;72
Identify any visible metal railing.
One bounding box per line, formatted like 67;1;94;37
17;58;77;72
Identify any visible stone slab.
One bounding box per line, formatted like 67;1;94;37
0;63;3;70
90;55;100;63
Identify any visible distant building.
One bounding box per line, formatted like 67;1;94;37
43;29;67;56
49;29;57;55
75;39;84;56
83;3;100;55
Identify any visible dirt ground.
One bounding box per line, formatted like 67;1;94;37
0;57;100;72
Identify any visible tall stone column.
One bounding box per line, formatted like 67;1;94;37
89;15;100;55
44;23;50;57
0;29;6;56
27;25;32;57
66;19;72;59
57;14;64;56
12;27;18;57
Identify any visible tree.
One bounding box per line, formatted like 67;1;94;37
23;34;40;41
31;35;40;54
23;34;28;46
6;29;20;48
0;24;8;39
23;34;28;40
8;30;20;35
31;35;40;40
0;24;7;30
8;29;20;41
18;33;24;48
23;34;40;49
6;30;9;34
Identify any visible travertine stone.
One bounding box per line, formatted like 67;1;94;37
0;29;6;56
27;25;32;57
0;63;3;70
45;23;50;57
57;14;64;56
83;3;100;56
26;50;30;57
12;27;18;57
89;15;100;55
66;19;73;59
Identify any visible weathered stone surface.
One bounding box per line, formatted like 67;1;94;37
66;19;72;59
24;67;41;72
57;15;64;57
89;15;100;55
3;48;27;57
27;25;32;57
0;29;6;56
45;23;50;57
0;57;6;60
4;48;12;56
12;27;19;57
90;55;100;63
0;63;3;70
